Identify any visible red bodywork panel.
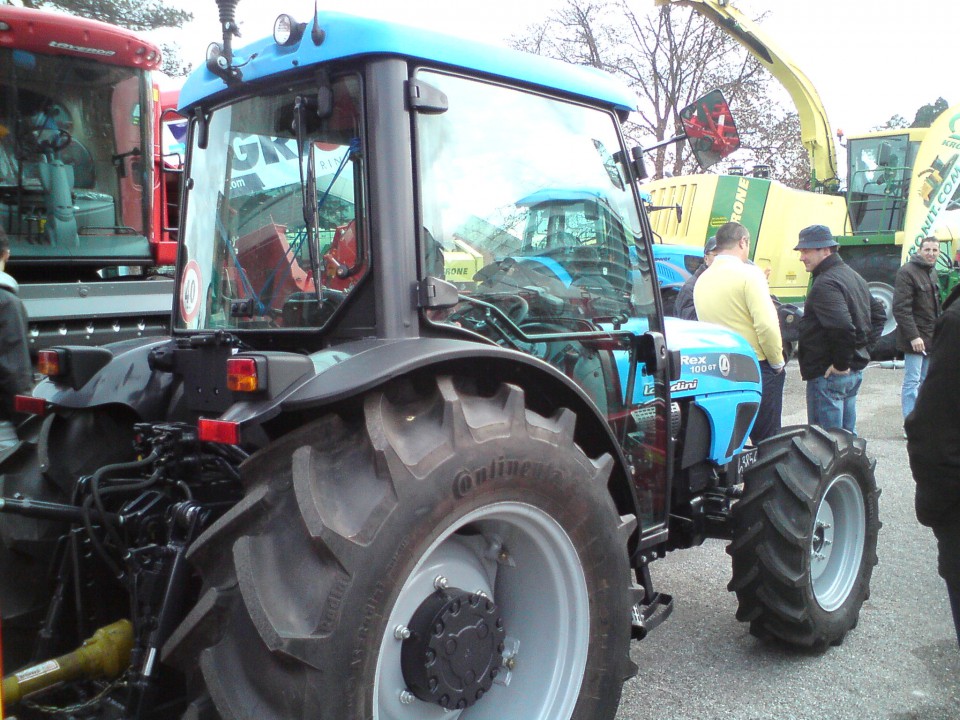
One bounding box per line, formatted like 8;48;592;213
236;224;314;311
323;220;361;291
0;6;161;70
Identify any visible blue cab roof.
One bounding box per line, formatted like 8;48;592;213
179;12;638;114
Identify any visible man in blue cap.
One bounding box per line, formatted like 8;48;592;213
795;224;885;434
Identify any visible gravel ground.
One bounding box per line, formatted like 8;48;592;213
616;361;960;720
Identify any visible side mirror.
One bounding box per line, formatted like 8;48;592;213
680;89;741;170
877;141;894;168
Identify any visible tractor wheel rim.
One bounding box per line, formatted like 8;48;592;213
811;473;866;611
374;501;589;719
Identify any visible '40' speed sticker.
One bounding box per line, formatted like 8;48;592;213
180;260;202;323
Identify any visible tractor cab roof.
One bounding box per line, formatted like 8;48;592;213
179;11;638;115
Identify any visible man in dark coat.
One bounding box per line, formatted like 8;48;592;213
893;237;941;426
795;224;885;434
674;235;717;321
906;283;960;647
0;228;32;451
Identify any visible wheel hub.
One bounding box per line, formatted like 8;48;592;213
400;587;506;710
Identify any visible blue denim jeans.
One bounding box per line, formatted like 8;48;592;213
806;370;863;435
901;351;930;419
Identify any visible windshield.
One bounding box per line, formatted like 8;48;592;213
177;75;364;331
847;134;912;234
0;48;152;261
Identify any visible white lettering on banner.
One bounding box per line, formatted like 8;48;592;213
913;152;960;251
731;177;750;222
228;135;348;195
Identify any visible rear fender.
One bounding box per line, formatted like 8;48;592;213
32;338;175;420
218;337;643;522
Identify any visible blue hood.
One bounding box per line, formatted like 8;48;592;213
661;316;761;400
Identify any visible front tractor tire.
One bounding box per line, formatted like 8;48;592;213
727;425;880;649
166;376;635;720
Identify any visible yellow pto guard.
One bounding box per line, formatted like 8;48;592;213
1;619;133;712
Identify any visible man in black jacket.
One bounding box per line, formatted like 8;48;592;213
906;283;960;647
674;235;717;321
0;228;32;451
893;237;941;426
795;224;885;434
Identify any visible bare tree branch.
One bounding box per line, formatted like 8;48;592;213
511;0;809;188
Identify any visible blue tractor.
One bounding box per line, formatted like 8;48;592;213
0;3;879;718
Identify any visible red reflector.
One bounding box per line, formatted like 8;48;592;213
227;357;259;392
155;241;178;265
37;350;62;376
15;395;47;416
198;419;240;445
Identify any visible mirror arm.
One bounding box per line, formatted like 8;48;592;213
641;134;688;154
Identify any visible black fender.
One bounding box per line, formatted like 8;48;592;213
32;337;176;420
221;337;643;522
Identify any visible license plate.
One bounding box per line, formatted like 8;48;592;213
736;446;758;475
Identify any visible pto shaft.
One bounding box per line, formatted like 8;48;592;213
1;619;133;710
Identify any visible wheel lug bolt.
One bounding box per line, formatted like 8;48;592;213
399;690;415;704
434;575;449;590
394;625;411;640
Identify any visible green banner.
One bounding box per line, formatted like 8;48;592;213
902;105;960;265
708;175;771;256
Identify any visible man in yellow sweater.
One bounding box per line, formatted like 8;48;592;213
694;221;785;443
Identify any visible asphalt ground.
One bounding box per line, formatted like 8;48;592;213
616;361;960;720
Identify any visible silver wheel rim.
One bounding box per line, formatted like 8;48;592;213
811;473;866;611
374;501;589;719
868;281;896;337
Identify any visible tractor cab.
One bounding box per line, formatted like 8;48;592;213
846;132;915;235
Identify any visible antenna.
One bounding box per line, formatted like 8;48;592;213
206;0;243;85
311;0;326;45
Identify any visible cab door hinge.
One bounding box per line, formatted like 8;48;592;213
417;276;459;309
407;79;449;114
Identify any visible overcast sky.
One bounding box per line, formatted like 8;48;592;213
163;0;958;136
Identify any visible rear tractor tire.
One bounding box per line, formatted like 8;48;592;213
727;425;880;649
165;376;636;720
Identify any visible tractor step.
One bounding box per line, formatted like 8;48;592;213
630;591;674;640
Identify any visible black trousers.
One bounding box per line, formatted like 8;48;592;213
933;519;960;648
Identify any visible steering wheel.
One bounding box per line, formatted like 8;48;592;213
19;127;72;156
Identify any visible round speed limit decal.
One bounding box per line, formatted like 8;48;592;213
180;260;203;323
